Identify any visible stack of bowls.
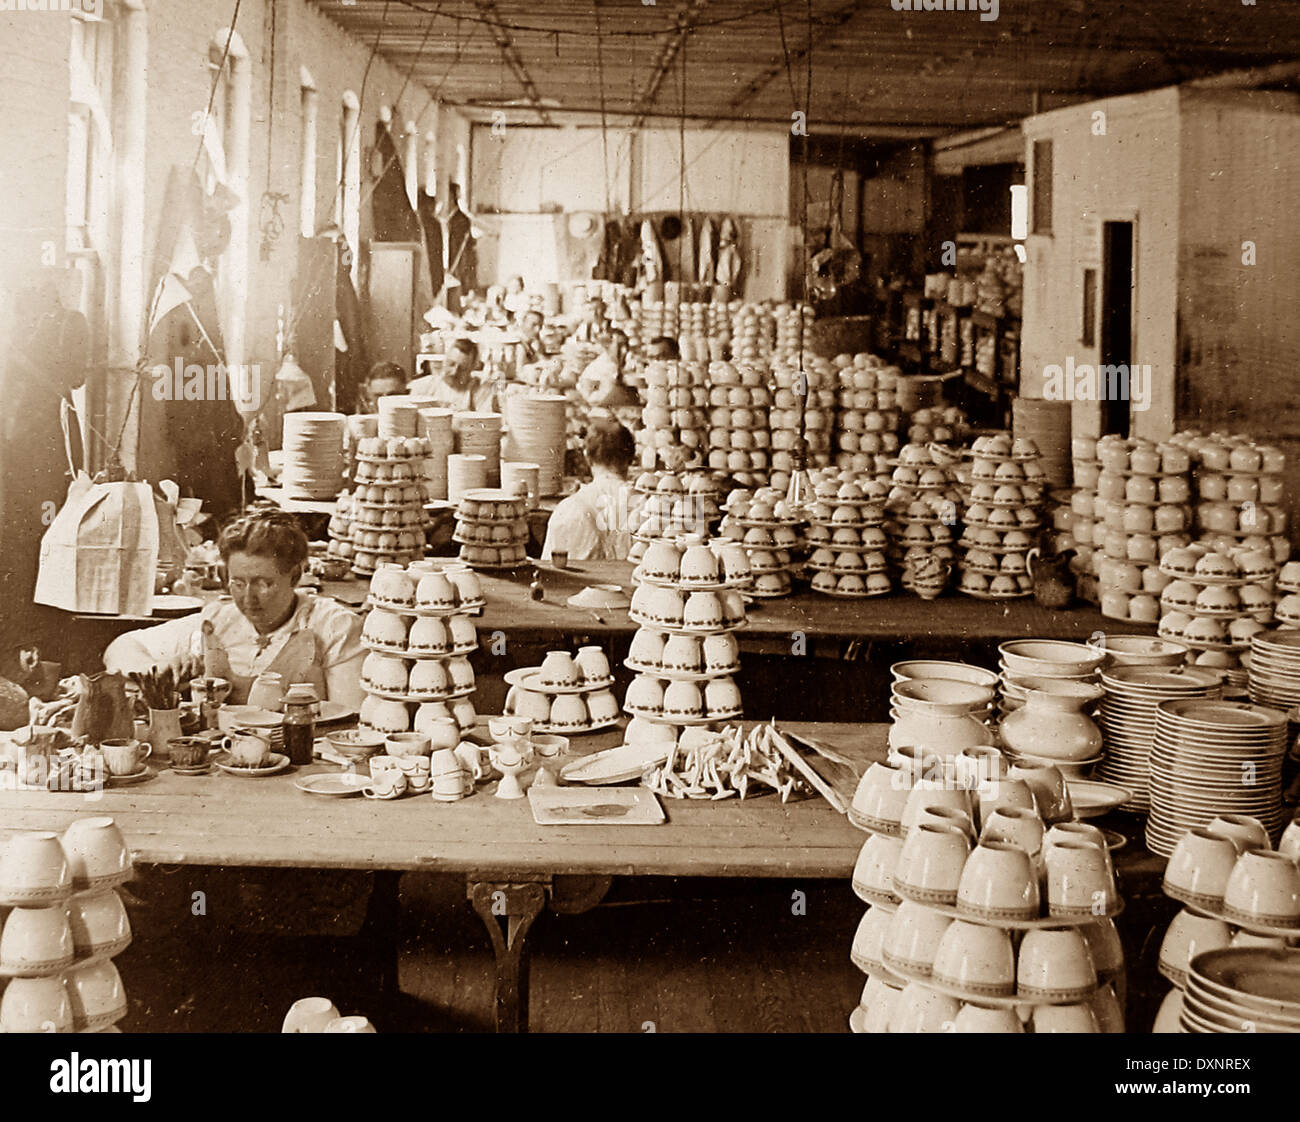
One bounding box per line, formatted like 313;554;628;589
1184;433;1290;565
626;471;722;566
717;486;804;598
1086;634;1190;670
623;535;749;731
1096;664;1224;813
358;563;480;735
1158;545;1276;685
846;755;1127;1033
768;355;836;488
996;640;1106;721
957;434;1046;600
1273;562;1300;627
802;477;893;598
453;489;529;569
1248;630;1300;713
702;361;772;485
831;356;902;480
1151;816;1300;1032
347;437;433;576
885;443;961;598
888;665;999;750
1146;699;1289;856
504;648;620;734
1179;946;1300;1033
0;820;132;1033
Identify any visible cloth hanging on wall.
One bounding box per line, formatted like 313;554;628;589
678;216;697;285
416;190;445;299
715;216;743;290
371;123;422;243
698;216;716;286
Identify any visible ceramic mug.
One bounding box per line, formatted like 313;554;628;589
1205;814;1271;854
221;731;271;769
1017;927;1097;1000
931;919;1016;998
453;742;486;781
282;996;341;1033
1046;840;1116;918
364;771;407;800
99;739;151;778
1163;828;1240;910
1222;850;1300;928
852;834;903;903
424;718;461;753
430;748;470;798
894;823;970;905
385;732;432;758
956;841;1040;922
882;899;954;976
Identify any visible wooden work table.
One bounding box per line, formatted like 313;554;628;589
0;721;1164;1031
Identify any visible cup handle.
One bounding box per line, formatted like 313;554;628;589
220;736;233;753
140;745;153;759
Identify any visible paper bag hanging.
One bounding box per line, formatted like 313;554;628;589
34;477;160;616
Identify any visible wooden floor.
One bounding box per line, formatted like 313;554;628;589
114;874;863;1033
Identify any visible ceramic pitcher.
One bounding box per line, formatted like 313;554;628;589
71;673;134;744
998;678;1104;763
144;708;183;762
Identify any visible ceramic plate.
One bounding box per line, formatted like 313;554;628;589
150;595;204;616
294;773;371;797
559;741;672;784
214;752;291;777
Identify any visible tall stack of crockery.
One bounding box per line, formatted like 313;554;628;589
359;562;482;736
956;434;1045;601
627;470;722;567
347;436;432;576
718;485;805;599
704;360;771;486
886;443;961;598
832;355;900;480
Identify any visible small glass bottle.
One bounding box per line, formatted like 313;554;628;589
282;683;318;767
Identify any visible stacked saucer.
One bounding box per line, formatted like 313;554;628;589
627;471;723;566
504;648;620;735
1096;665;1224;814
1180;948;1300;1034
957;434;1046;600
803;477;893;598
347;437;433;576
703;361;772;485
281;412;346;500
718;487;804;598
885;443;960;598
1159;546;1276;685
1145;699;1289;856
454;489;529;569
624;536;749;728
1248;630;1300;712
358;564;480;735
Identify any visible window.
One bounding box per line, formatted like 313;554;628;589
1031;139;1053;235
66;9;114;318
300;67;318;238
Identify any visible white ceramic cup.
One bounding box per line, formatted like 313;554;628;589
851;763;912;834
889;981;961;1033
1046;840;1116;918
931;919;1016;998
60;819;129;893
1031;1002;1099;1033
65;959;126;1031
1222;849;1300;928
852;834;904;903
0;831;72;902
949;1003;1023;1033
1163;828;1240;910
850;904;895;971
956;841;1040;922
860;975;902;1034
894;823;971;905
283;996;342;1033
980;806;1045;860
882;900;954;976
1158;909;1233;986
67;890;131;957
1205;814;1271;854
0;975;72;1033
1017;927;1098;1000
0;905;75;971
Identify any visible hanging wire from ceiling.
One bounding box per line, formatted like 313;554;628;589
190;0;244;176
678;31;688;281
593;0;612;217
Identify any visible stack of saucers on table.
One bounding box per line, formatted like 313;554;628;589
831;355;900;479
884;443;961;598
1151;815;1300;1032
957;433;1046;601
1159;544;1276;688
717;487;803;599
802;476;892;599
1181;432;1291;567
624;536;749;732
281;412;346;500
0;819;133;1033
359;563;481;735
769;355;835;492
1090;437;1193;624
703;361;771;486
1273;562;1300;628
846;747;1126;1034
627;470;723;566
1247;630;1300;715
503;647;620;735
1095;663;1224;815
347;437;433;576
638;360;708;473
453;489;529;570
1145;698;1289;857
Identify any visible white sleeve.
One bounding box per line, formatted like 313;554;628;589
103;613;203;676
314;600;367;710
542;498;601;562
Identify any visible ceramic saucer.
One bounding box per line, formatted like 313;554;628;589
294;773;371;797
214;752;291;777
106;766;153;786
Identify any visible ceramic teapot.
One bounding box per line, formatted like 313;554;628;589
1026;547;1076;610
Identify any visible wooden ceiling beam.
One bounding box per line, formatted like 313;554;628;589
629;0;711;129
471;0;554;124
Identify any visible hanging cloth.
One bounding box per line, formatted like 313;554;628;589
416;190;445;298
698;216;717;286
715;216;743;290
639;219;663;285
617;222;641;287
678;216;697;285
594;217;621;281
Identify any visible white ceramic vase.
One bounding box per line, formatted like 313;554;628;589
889;694;993;756
998;679;1103;763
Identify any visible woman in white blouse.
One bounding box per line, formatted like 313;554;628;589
104;510;365;709
542;421;638;562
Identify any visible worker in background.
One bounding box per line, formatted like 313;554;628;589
357;361;407;414
503;275;528;320
572;298;609;345
542;420;637;562
407;338;497;412
516;309;546;366
645;335;681;361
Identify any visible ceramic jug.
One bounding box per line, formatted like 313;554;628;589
998;677;1104;763
71;673;134;744
1026;547;1076;610
144;708;183;763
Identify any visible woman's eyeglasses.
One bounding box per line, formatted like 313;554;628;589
227;577;279;596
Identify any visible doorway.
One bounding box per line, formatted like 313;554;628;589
1100;220;1134;437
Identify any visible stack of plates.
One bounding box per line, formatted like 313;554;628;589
455;412;503;487
1181;947;1300;1033
1248;630;1300;711
378;396;420;439
418;408;454;501
1146;699;1288;856
281;412;345;499
1097;665;1223;812
503;394;567;497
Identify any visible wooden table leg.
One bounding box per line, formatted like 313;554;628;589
360;870;402;998
468;880;547;1033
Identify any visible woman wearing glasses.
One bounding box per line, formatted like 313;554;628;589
104;510;365;708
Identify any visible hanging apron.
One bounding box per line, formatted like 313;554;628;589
201;597;330;704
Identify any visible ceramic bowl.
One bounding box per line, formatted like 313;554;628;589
1017;927;1097;1000
1222;850;1300;928
61;820;131;894
853;833;904;902
931;919;1016;998
950;1003;1023;1033
67;890;131;959
0;974;72;1033
882;900;953;976
956;841;1040;922
998;640;1106;678
327;728;387;763
1030;1002;1099;1033
0;832;73;905
889;981;961;1033
894;823;970;905
1163;828;1241;910
0;905;75;974
1045;840;1117;918
851;763;912;834
890;661;1000;690
385;732;432;758
283;996;342;1033
65;959;127;1031
1158;909;1233;987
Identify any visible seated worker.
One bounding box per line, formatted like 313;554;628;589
571;298;609;344
645;335;681;361
357;361;407;414
503;275;528;320
104;510;365;709
577;331;638;409
541;420;637;562
406;338;497;412
516;309;545;365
